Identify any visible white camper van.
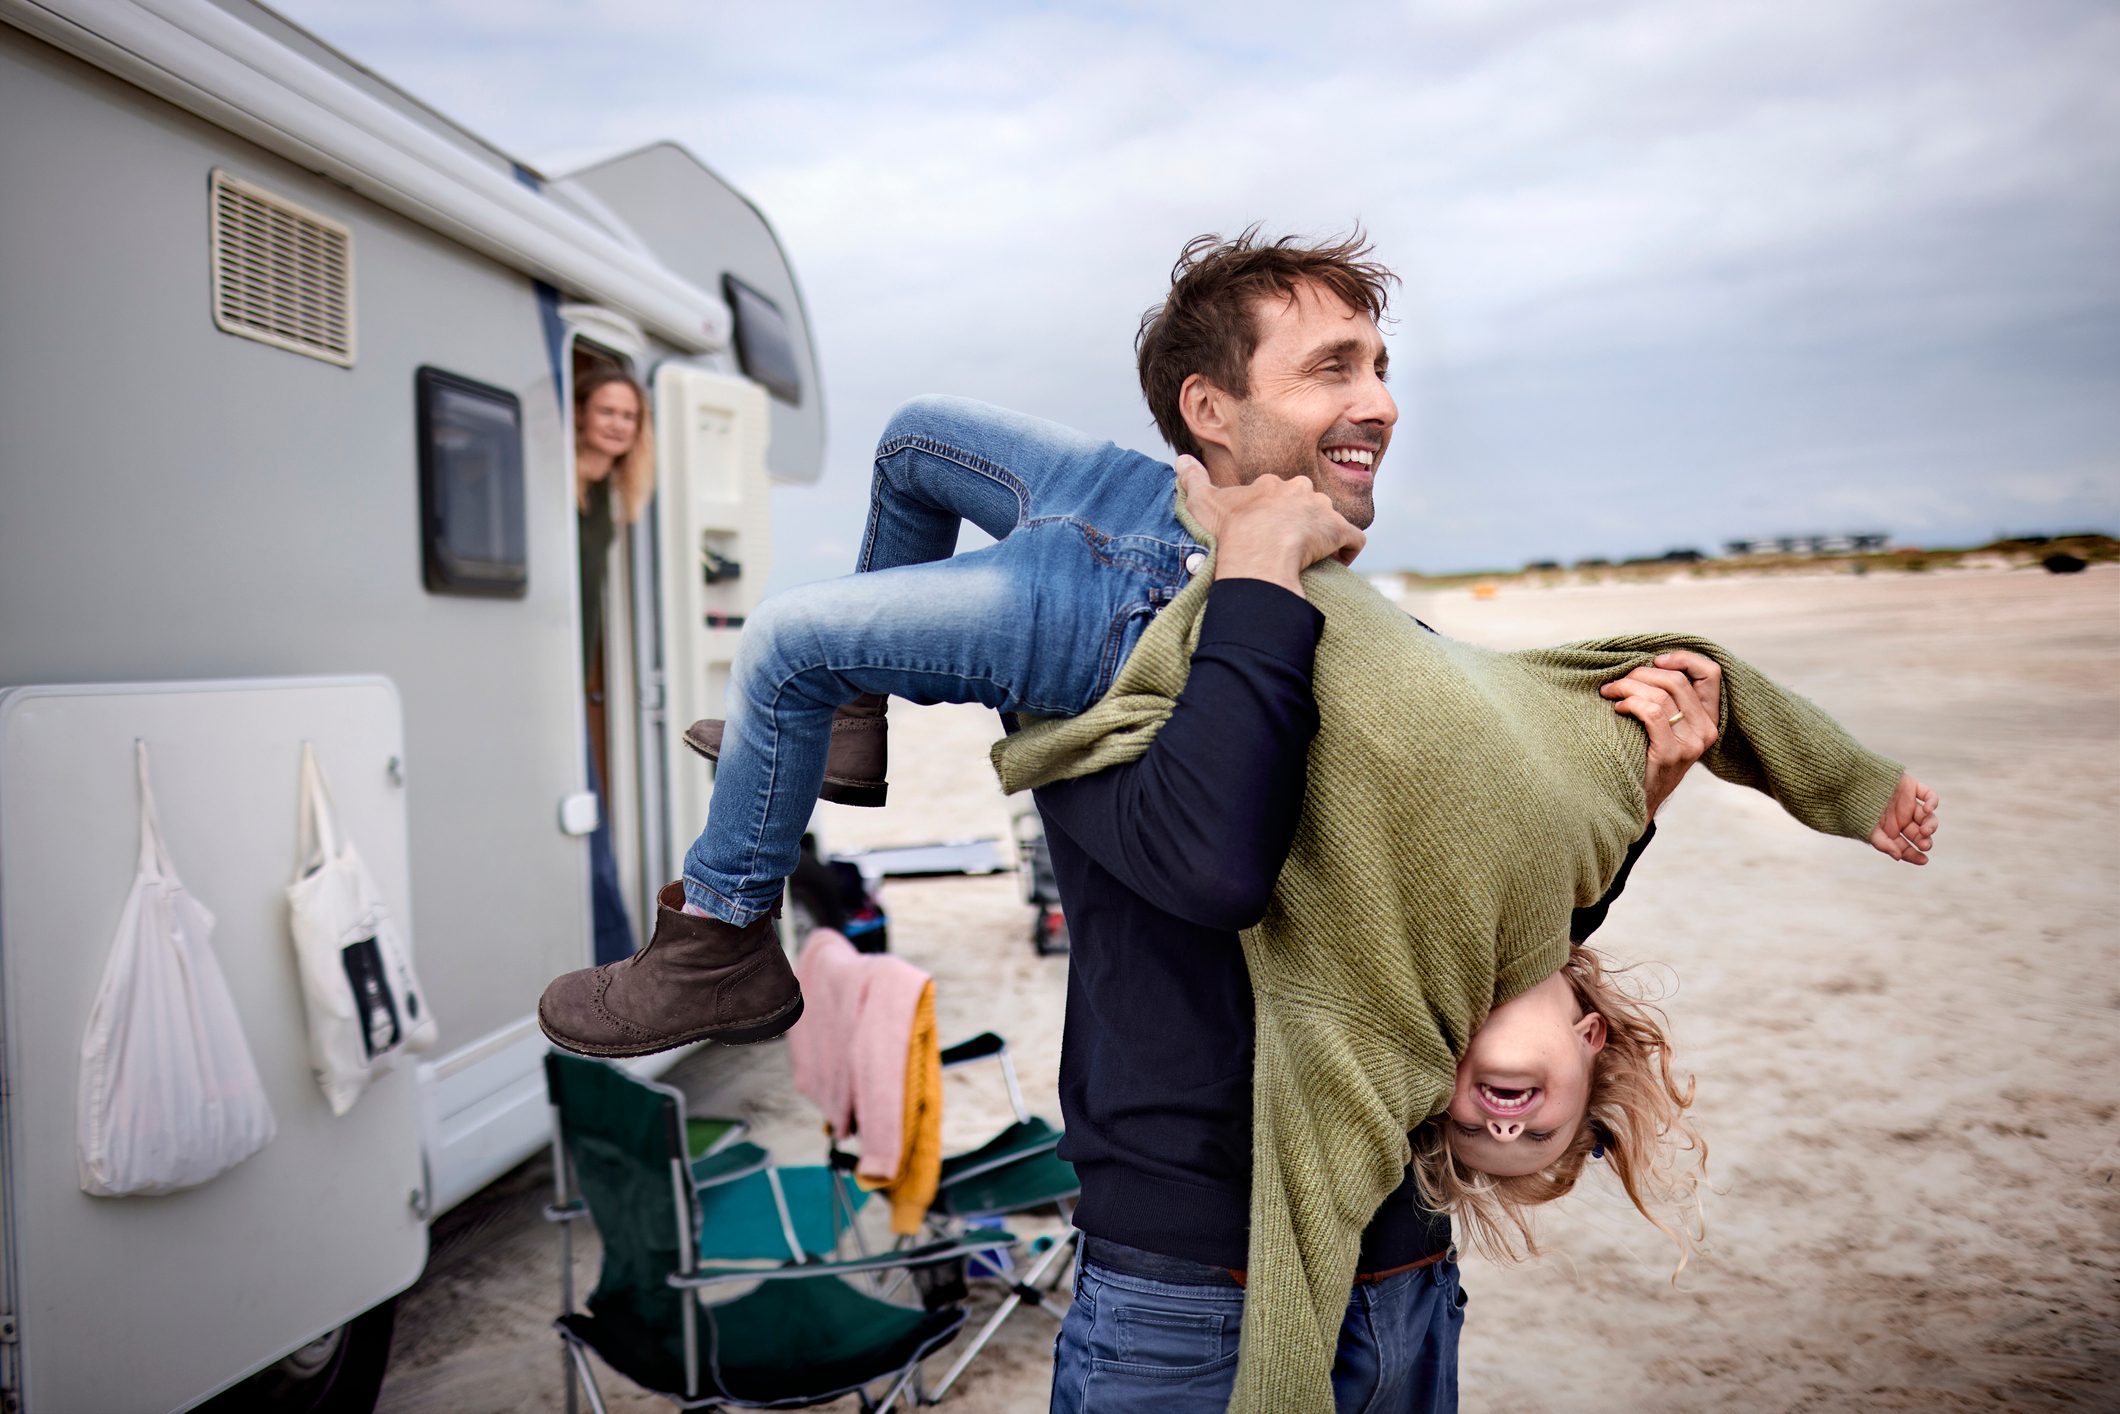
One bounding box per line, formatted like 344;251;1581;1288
0;1;825;1408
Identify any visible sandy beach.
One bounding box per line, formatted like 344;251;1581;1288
378;562;2120;1413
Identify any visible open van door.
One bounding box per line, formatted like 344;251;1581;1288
649;367;776;882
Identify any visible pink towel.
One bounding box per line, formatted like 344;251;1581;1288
786;930;932;1184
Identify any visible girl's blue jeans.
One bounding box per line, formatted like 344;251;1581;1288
681;396;1201;923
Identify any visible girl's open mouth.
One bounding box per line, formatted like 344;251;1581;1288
1476;1082;1541;1117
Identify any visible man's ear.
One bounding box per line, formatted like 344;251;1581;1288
1178;373;1239;469
1576;1011;1608;1054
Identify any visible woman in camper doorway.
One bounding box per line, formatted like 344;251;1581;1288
575;364;655;964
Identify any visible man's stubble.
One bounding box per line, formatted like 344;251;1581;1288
1230;402;1378;531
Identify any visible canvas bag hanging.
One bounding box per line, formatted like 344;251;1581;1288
77;742;278;1196
287;742;436;1116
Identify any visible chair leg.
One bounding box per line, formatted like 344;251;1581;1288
868;1360;921;1414
563;1336;613;1414
924;1228;1078;1402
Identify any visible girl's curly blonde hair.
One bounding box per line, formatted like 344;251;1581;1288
1410;945;1707;1268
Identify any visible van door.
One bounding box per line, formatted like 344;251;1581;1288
649;366;776;885
565;320;653;960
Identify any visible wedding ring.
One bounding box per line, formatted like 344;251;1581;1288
1667;711;1685;725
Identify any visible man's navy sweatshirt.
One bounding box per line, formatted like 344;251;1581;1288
1030;577;1653;1271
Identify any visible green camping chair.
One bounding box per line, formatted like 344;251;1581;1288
544;1053;1014;1413
832;1030;1081;1403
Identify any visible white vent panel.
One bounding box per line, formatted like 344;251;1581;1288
209;170;355;366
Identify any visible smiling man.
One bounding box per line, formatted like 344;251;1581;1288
1019;232;1701;1413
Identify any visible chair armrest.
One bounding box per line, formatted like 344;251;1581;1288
690;1140;771;1189
940;1032;1006;1068
668;1228;1018;1290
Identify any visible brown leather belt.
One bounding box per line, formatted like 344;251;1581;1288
1228;1246;1453;1288
1081;1235;1456;1291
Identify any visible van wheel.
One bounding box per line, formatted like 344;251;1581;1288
196;1298;396;1414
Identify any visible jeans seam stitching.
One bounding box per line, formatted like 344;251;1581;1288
874;435;1033;527
1020;516;1187;586
1095;603;1154;698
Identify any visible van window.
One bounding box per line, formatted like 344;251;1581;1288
722;274;803;405
417;366;527;597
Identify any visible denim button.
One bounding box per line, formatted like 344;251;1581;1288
1184;550;1207;576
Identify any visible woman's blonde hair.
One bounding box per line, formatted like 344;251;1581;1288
1411;945;1706;1269
575;364;656;524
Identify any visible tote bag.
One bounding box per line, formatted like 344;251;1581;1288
287;743;437;1117
78;742;278;1196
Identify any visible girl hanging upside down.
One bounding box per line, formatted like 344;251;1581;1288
539;387;1937;1410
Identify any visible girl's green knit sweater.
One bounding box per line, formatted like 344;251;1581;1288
993;511;1902;1413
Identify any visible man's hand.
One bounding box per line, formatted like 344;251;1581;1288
1178;456;1364;598
1599;650;1723;819
1870;773;1940;866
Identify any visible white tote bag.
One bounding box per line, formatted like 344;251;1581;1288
287;742;436;1116
78;742;278;1196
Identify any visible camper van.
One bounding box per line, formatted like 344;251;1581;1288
0;0;824;1407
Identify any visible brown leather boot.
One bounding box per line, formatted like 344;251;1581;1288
683;692;889;807
538;882;802;1057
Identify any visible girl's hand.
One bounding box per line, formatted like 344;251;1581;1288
1870;773;1941;865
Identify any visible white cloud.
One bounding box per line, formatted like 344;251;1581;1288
274;0;2120;579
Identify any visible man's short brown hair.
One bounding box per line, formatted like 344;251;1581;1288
1136;227;1398;458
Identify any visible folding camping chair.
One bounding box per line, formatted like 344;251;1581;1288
544;1053;1015;1413
832;1030;1082;1403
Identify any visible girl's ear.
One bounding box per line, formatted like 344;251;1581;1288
1576;1010;1608;1054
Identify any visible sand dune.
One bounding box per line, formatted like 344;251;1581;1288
378;563;2119;1413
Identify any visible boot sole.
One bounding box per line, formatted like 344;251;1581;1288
538;994;805;1059
681;727;887;808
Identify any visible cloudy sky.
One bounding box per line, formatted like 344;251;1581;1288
277;0;2120;586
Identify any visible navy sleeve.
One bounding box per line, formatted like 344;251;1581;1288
1570;822;1656;941
1030;578;1324;931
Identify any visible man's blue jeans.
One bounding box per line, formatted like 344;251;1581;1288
1051;1243;1465;1413
682;396;1200;922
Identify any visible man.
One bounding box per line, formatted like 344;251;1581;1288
1020;231;1720;1411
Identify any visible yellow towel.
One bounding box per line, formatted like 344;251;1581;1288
857;979;942;1234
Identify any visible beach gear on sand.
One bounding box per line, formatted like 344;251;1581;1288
993;490;1903;1413
786;929;942;1234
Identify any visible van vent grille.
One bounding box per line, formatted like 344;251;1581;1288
210;170;355;366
